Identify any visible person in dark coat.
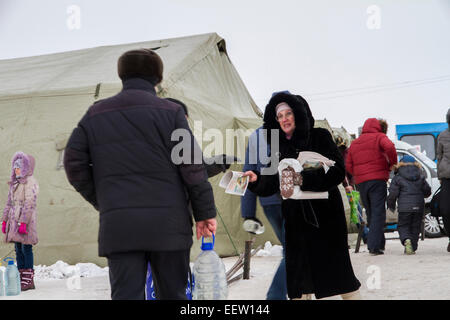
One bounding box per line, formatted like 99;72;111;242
63;49;217;300
346;118;398;255
387;155;431;254
242;92;361;300
436;108;450;253
145;97;236;300
241;125;286;300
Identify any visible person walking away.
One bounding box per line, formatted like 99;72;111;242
144;97;236;300
2;152;39;291
64;49;217;300
436;108;450;252
387;155;431;254
241;125;286;300
346;118;397;255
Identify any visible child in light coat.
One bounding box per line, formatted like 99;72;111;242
2;151;39;290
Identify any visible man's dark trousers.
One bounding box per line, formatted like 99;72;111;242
357;180;387;252
107;249;190;300
439;178;450;241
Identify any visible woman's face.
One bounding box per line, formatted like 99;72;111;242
276;109;296;137
15;167;21;177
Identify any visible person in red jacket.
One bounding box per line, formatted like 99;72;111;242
346;118;397;255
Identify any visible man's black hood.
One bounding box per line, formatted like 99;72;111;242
263;92;314;150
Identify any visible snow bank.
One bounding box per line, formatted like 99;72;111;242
34;260;109;280
255;241;283;257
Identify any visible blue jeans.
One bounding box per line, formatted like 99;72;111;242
15;243;34;269
262;204;287;300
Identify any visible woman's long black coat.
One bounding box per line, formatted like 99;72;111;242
249;92;361;299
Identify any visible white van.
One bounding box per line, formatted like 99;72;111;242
392;140;445;238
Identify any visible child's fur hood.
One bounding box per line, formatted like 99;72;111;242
393;161;422;171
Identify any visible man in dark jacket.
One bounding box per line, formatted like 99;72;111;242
64;49;217;300
346;118;397;255
387;155;431;254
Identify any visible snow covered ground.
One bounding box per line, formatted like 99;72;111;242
1;234;450;300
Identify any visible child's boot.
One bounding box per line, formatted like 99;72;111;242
21;268;35;291
404;239;415;255
18;269;25;286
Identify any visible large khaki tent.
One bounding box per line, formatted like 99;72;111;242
0;33;356;267
0;33;284;266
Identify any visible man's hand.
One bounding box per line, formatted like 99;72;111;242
196;218;217;240
242;171;257;183
345;185;353;193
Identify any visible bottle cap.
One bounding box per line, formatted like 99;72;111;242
8;261;13;265
201;234;215;251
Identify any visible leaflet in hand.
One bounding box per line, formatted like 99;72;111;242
219;171;249;196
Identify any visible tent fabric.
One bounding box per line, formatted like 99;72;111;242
0;33;276;266
0;33;353;266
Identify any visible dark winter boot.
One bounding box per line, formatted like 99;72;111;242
21;268;35;291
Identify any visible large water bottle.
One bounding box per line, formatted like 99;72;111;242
0;264;5;296
192;235;228;300
4;257;20;296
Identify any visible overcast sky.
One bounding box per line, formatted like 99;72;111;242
1;0;449;138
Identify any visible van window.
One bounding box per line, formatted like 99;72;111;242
400;134;436;160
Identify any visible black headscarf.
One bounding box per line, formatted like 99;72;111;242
263;92;315;151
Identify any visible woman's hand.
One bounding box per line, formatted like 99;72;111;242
242;171;257;183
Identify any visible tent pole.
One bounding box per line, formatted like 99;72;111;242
215;206;240;256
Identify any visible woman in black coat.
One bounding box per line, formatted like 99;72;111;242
243;92;361;299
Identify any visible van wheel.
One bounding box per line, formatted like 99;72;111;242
424;213;444;238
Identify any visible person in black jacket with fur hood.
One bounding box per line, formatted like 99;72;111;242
243;92;361;300
387;155;431;254
64;49;217;300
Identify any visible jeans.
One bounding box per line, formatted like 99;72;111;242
357;180;387;252
262;204;287;300
15;243;34;269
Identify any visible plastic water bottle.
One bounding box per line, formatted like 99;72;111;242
192;235;228;300
0;264;5;296
4;258;20;296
